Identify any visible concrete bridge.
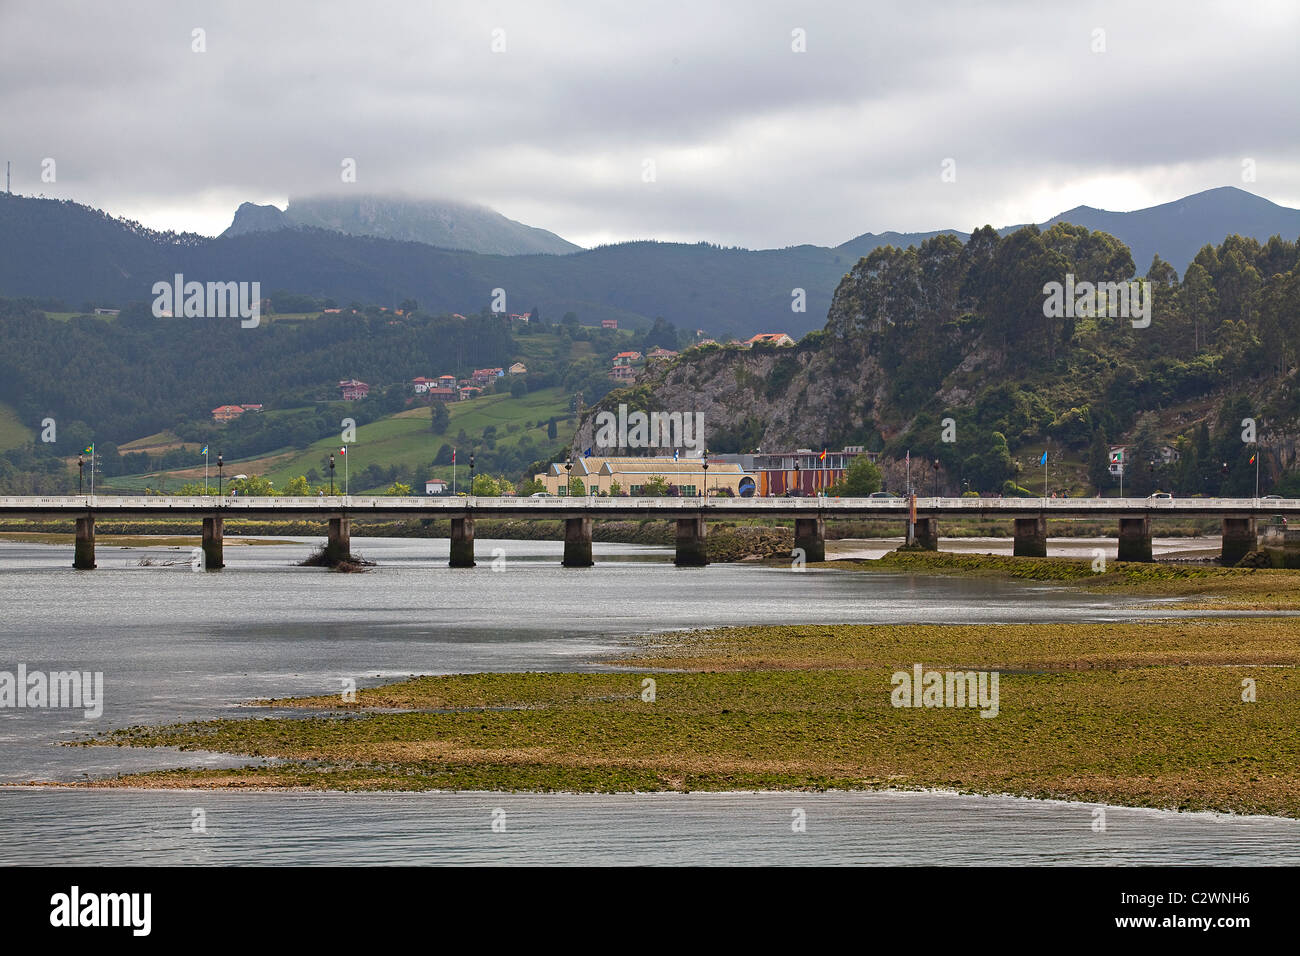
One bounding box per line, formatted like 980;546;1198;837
1;495;1294;569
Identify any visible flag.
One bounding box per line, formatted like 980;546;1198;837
584;447;592;457
452;449;456;464
673;448;679;462
83;444;93;456
339;446;347;456
199;445;208;456
819;449;827;462
1249;453;1257;464
1039;451;1048;465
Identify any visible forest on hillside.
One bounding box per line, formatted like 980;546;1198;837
624;223;1300;497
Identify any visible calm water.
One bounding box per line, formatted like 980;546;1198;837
1;535;1294;865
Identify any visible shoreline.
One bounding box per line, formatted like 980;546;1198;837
7;783;1299;824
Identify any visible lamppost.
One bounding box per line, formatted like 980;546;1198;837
1149;460;1155;494
932;458;940;497
564;455;572;497
329;453;335;495
469;452;476;493
77;455;84;495
702;449;709;498
793;458;801;496
217;455;224;497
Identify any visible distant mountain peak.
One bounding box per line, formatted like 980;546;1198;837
223;202;290;237
219;192;581;257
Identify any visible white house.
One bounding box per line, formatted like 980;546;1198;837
424;478;449;496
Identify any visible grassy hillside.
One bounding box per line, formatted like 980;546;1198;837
0;402;34;452
99;387;575;494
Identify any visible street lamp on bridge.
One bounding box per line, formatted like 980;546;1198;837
217;455;224;497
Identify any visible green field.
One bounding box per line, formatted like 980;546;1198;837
259;387;573;489
0;403;35;452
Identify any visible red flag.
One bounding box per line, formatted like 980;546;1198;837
452;449;456;464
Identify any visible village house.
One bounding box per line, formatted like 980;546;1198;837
437;374;457;389
745;332;796;348
424;478;450;496
458;385;483;400
211;404;248;423
612;351;642;367
411;377;437;393
646;346;678;362
339;379;370;400
508;313;530;323
426;387;457;402
601;319;618;329
508;362;527;375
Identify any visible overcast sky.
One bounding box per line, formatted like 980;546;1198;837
2;0;1297;248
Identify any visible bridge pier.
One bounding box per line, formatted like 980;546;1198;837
325;516;351;564
1221;517;1256;566
913;516;939;551
1118;516;1153;563
794;516;825;563
563;516;594;567
201;516;224;570
449;516;476;567
73;515;95;570
1013;515;1047;557
674;516;708;567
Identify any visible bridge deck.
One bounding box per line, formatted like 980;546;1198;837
0;495;1294;521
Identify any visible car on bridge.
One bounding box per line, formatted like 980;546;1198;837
1148;491;1172;500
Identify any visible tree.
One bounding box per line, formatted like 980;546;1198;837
385;482;412;496
510;377;527;398
1087;429;1110;494
547;419;558;440
431;402;450;434
518;478;545;496
830;455;882;496
639;474;670;496
471;474;500;496
230;474;276;496
566;475;587;496
281;474;311;496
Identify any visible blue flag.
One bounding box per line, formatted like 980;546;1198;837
1039;451;1048;465
200;445;208;456
584;447;592;457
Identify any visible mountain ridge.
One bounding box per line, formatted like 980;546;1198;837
2;187;1296;340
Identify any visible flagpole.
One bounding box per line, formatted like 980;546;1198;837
205;449;209;495
89;443;95;496
1255;449;1260;498
453;450;456;495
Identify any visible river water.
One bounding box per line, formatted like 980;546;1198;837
1;535;1295;865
